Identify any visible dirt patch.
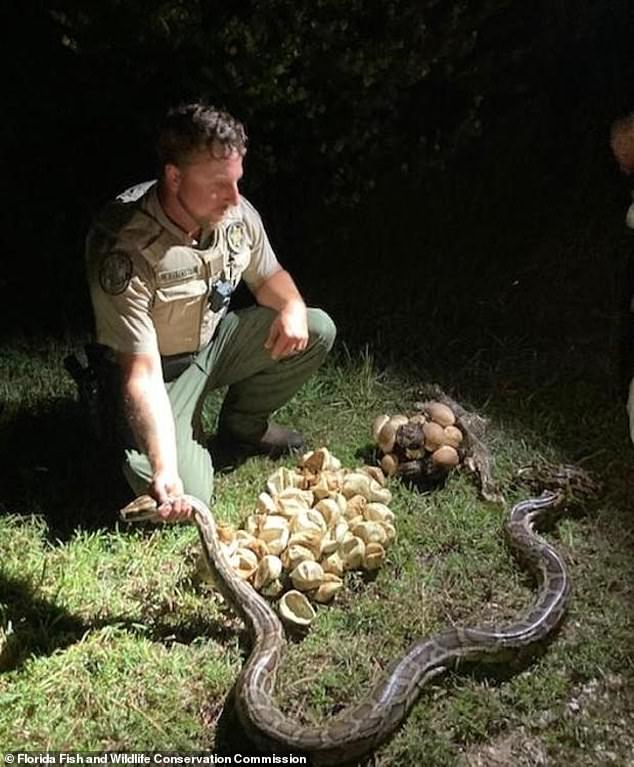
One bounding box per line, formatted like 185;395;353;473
461;674;634;767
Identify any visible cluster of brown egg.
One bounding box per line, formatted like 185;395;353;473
215;448;397;627
372;401;464;481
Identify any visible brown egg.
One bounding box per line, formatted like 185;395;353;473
423;421;445;452
388;414;410;430
442;425;463;448
425;402;456;427
431;445;460;468
372;414;390;441
377;421;397;453
380;453;399;477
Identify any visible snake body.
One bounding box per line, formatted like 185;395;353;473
121;464;597;764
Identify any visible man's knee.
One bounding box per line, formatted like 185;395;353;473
122;447;214;506
307;308;337;352
122;451;152;498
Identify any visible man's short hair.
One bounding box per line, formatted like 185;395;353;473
157;102;247;167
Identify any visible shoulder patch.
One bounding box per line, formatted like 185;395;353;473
226;221;246;253
116;180;156;203
99;252;134;295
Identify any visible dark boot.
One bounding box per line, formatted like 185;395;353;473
210;423;305;470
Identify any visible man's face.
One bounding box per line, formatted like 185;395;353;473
169;147;244;226
611;121;634;175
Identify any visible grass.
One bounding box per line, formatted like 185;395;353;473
0;330;633;766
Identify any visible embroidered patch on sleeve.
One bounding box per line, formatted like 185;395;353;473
226;221;246;253
98;252;134;295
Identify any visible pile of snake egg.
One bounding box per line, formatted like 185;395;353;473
215;448;396;628
373;401;465;481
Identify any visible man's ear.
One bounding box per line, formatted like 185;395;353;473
164;163;181;190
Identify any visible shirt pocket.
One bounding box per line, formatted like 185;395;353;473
152;278;208;354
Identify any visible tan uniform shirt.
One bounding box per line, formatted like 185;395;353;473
86;182;281;356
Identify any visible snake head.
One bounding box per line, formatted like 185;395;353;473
120;494;160;522
516;462;601;506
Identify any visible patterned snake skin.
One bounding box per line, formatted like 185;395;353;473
121;463;598;764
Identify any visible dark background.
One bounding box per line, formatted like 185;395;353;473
1;0;633;386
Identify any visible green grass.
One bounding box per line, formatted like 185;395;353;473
1;336;633;765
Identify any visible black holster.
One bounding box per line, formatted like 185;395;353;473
64;343;126;450
161;351;196;383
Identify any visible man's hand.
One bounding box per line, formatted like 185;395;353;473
254;269;309;360
150;469;193;522
263;300;309;360
119;351;191;522
611;115;634;175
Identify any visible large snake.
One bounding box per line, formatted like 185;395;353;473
120;463;598;764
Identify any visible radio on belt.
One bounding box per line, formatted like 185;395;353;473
209;277;233;312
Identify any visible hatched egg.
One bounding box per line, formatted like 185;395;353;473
256;492;278;515
351;521;388;546
229;547;259;580
321;550;345;577
276;496;310;518
291;508;327;534
290;560;325;591
216;523;237;545
300;447;331;473
261;578;285;598
321;518;349;555
360;465;386;487
312;574;344;603
380;522;397;543
314;498;341;527
340;536;366;570
253;555;283;591
282;543;316;570
262;526;290;557
363;543;387;571
344;494;368;519
277;487;315;507
288;530;323;559
278;590;316;628
310;474;332;499
364;503;395;525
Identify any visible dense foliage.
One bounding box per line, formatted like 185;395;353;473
10;1;632;197
1;1;632;331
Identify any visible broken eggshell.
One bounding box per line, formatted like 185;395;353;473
278;590;317;627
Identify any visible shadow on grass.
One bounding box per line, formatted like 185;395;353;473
0;573;91;672
0;571;247;674
0;397;130;540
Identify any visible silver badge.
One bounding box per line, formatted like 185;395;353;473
99;252;133;295
226;221;245;253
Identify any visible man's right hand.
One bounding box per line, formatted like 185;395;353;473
150;469;193;521
119;351;192;521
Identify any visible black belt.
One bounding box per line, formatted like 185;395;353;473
84;342;197;384
161;351;197;382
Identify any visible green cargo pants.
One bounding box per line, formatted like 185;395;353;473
122;305;336;504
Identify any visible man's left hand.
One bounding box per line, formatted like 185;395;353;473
264;301;309;360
